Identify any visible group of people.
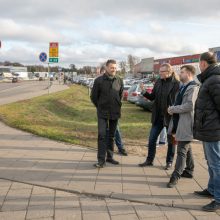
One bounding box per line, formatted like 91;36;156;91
90;52;220;212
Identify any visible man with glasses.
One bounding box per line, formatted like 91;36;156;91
139;63;180;169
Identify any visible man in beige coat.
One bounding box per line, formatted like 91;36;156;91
167;65;199;188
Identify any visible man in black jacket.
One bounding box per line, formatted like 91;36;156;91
91;60;123;168
139;63;180;169
193;52;220;212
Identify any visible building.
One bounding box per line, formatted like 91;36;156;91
154;54;201;75
0;66;29;80
209;47;220;62
0;66;27;73
134;57;154;78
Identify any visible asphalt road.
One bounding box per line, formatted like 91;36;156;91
0;81;50;99
0;80;68;105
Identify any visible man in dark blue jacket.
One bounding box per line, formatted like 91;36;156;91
193;52;220;212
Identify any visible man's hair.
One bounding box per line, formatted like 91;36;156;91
181;65;196;75
200;52;217;65
160;63;179;81
106;59;116;66
161;63;172;71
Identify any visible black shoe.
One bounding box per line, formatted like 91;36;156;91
165;163;172;170
118;149;128;156
106;158;119;165
202;201;220;212
181;170;193;178
94;162;105;168
138;161;153;167
167;176;178;188
194;189;214;198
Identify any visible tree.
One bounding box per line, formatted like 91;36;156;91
83;66;92;75
70;64;77;72
119;61;127;76
127;55;140;73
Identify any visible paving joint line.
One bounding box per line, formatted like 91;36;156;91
0;177;204;212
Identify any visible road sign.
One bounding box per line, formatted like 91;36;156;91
49;47;58;57
49;58;59;63
50;42;59;48
39;52;47;62
49;42;59;63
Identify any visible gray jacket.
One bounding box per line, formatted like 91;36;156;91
168;84;199;141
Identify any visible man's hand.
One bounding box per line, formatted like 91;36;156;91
140;83;145;92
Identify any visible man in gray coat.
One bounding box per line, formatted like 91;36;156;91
167;65;199;188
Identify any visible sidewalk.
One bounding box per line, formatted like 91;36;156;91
2;179;217;220
0;85;219;219
0;121;216;211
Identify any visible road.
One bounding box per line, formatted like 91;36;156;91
0;80;68;105
0;81;48;98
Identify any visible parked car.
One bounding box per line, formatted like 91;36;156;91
136;83;153;111
127;82;153;104
122;85;131;101
136;95;154;111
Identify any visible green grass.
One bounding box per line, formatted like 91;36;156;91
0;85;152;150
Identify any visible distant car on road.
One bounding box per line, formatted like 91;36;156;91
12;77;19;83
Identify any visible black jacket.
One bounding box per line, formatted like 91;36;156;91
193;64;220;141
90;73;124;120
143;75;180;127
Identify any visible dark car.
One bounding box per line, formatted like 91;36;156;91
12;77;19;83
136;95;154;111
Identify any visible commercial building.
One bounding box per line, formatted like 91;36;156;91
134;57;154;78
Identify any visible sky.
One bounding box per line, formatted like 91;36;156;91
0;0;220;67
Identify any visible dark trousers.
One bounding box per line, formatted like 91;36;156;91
172;141;194;179
147;119;175;164
98;117;118;163
106;124;124;151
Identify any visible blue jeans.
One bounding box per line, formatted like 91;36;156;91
147;119;175;164
203;141;220;203
115;126;124;150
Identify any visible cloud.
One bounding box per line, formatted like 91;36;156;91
0;0;220;67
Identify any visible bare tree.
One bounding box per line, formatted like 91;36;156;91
127;55;140;73
119;61;127;75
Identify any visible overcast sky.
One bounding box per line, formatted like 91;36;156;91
0;0;220;67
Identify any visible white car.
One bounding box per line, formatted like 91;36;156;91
127;83;153;104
